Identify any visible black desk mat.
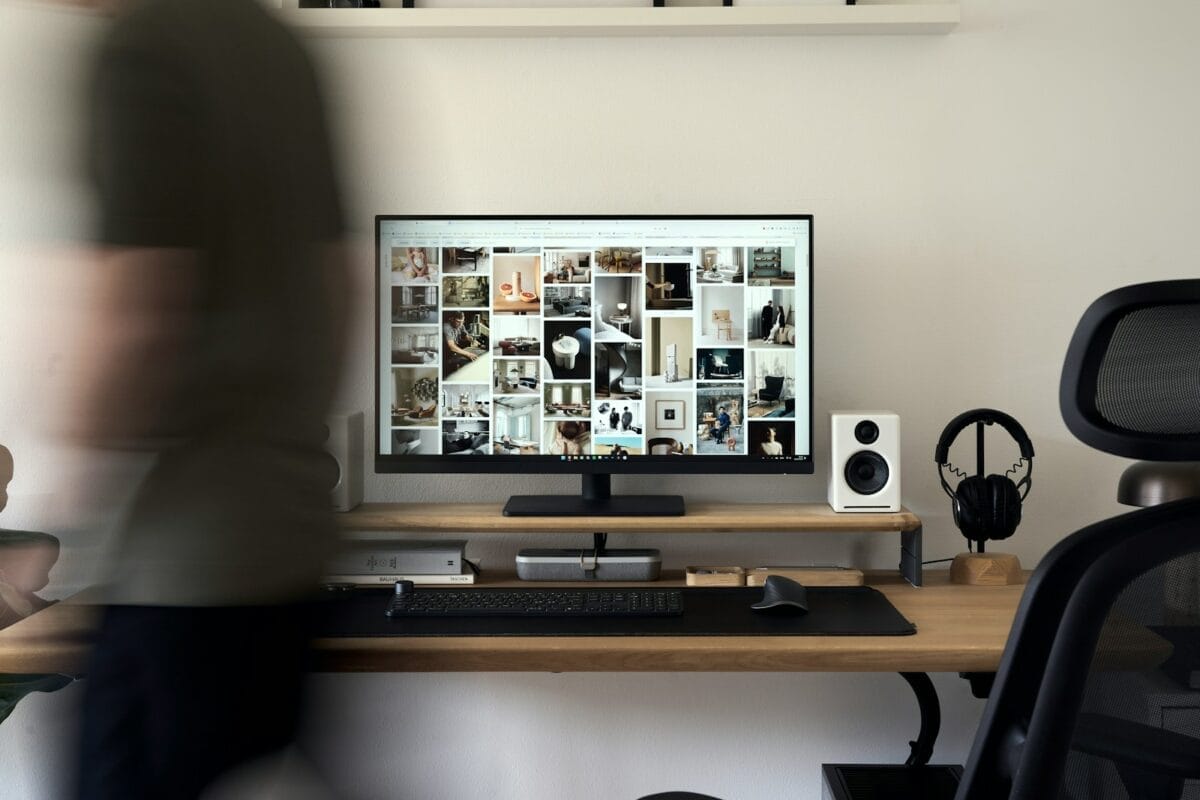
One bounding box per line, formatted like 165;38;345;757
314;586;916;637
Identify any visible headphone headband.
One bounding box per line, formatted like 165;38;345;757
934;408;1035;465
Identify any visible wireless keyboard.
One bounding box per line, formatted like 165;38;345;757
385;586;683;618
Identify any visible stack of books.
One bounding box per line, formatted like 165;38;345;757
324;539;475;585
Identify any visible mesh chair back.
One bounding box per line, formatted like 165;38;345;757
958;500;1200;800
1060;556;1200;799
1060;280;1200;460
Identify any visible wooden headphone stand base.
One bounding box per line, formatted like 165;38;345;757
950;551;1023;586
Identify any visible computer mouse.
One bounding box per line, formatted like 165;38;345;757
750;575;809;616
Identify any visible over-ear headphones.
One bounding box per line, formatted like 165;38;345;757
934;408;1034;547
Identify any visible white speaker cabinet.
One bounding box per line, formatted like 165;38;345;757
325;410;364;513
828;411;900;513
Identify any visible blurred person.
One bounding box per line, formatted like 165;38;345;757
72;0;348;798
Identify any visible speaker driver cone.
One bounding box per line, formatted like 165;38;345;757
845;451;889;495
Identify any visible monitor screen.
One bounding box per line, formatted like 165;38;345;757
376;216;812;474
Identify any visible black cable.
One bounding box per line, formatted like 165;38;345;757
922;558;956;565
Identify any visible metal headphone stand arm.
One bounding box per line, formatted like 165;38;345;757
974;420;987;554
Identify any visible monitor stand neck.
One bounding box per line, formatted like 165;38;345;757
503;473;685;517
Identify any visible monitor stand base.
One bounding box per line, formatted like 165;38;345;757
503;494;685;517
504;474;685;517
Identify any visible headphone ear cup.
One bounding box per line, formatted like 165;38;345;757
955;476;990;541
987;474;1022;540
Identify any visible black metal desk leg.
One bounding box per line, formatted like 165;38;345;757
899;671;941;767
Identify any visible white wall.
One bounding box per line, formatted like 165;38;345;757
4;0;1200;798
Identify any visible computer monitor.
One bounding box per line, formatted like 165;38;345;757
377;216;813;516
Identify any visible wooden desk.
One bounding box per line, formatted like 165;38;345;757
311;572;1031;674
0;572;1025;676
0;567;1169;772
0;571;1169;677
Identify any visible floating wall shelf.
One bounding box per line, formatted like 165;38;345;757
279;3;960;38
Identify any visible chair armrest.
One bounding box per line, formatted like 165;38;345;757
1073;712;1200;779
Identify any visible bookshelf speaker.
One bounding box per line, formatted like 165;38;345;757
828;412;901;513
325;411;364;513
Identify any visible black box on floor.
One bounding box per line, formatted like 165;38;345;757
821;764;961;800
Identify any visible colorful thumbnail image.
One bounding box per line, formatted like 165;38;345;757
543;420;591;456
545;319;591;381
492;315;541;357
442;420;489;455
391;326;438;366
442;384;490;419
545;250;593;284
747;246;797;286
493;397;541;455
697;348;744;381
441;246;490;275
595;399;642;436
593;276;642;340
645;260;694;312
696;384;746;455
645;316;694;388
493;358;541;394
545;383;591;419
594;341;642;400
391;246;439;285
391;368;439;427
593;435;643;457
442;310;490;383
593;247;642;275
391;285;438;324
747;350;796;419
746;286;797;346
443;275;490;308
696;246;744;285
390;428;440;457
646;392;695;455
749;421;794;458
492;254;542;313
544;284;591;318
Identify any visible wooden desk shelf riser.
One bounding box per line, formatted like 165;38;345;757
337;502;926;586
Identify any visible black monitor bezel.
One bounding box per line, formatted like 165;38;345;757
375;214;814;476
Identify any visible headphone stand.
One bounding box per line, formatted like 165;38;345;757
949;420;1024;586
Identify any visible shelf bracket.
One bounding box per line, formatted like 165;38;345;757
900;524;923;587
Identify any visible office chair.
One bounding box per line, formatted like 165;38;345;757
949;279;1200;799
641;279;1200;800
